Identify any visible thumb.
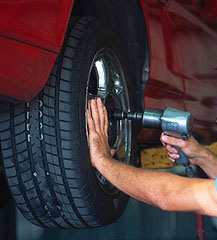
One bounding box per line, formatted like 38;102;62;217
110;149;116;157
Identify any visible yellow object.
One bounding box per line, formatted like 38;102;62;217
140;142;217;169
140;147;174;169
206;142;217;155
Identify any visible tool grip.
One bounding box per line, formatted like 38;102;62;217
173;146;189;165
173;146;194;177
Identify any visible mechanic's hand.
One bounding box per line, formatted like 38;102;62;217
160;133;204;165
87;98;115;168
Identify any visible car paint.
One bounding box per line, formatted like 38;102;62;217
0;0;74;52
0;0;216;142
140;0;217;143
0;36;56;101
173;0;217;141
0;0;74;101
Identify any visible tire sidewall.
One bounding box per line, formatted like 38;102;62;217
68;20;137;225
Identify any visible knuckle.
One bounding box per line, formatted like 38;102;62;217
166;145;172;151
181;141;187;148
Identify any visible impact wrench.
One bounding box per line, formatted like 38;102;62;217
109;107;194;177
109;107;205;240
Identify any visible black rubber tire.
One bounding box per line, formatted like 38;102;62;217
0;17;137;229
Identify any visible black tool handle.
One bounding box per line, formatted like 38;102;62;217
173;146;189;165
173;146;194;177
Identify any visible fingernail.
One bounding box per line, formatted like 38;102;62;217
162;136;167;141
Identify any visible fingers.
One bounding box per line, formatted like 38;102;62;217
86;108;96;133
160;133;166;146
169;158;176;163
161;133;181;163
161;135;185;148
161;133;179;154
88;99;92;116
89;98;101;132
88;98;108;135
166;144;179;154
96;98;106;132
104;106;109;135
168;151;180;160
110;149;116;157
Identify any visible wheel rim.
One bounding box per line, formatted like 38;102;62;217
86;48;132;195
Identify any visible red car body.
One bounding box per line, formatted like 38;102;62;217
0;0;216;143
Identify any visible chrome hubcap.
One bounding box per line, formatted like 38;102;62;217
86;48;132;195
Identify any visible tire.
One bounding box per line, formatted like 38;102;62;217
0;17;137;229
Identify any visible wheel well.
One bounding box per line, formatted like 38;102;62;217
71;0;149;110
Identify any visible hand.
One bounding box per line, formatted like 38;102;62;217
87;98;114;168
160;133;204;165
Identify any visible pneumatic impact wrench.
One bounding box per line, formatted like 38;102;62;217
109;107;194;177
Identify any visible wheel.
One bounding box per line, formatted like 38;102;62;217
0;17;137;228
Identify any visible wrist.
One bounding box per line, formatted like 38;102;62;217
94;155;113;172
193;146;210;166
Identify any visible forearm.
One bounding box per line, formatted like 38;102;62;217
195;148;217;179
87;99;217;216
96;156;165;207
95;156;216;214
